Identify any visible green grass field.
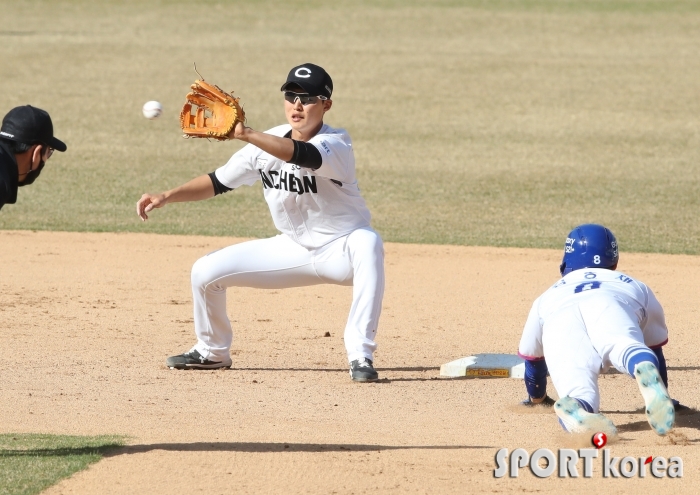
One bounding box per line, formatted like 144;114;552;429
0;434;124;495
0;0;698;253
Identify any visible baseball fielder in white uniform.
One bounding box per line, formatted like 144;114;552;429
518;224;680;437
136;63;384;382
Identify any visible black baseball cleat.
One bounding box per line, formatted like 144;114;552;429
166;349;232;370
349;358;378;382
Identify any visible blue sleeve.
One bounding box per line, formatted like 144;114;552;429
525;359;548;399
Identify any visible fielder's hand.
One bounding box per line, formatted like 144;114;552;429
227;120;248;140
136;193;167;221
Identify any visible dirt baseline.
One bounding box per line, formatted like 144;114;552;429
0;231;698;494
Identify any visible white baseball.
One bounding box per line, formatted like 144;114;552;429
142;101;163;119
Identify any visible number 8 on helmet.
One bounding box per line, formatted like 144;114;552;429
560;223;619;276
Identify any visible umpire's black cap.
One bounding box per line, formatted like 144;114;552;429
0;105;67;152
280;63;333;99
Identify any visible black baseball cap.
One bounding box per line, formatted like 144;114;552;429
280;63;333;99
0;105;67;152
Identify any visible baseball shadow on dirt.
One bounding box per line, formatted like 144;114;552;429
103;442;494;457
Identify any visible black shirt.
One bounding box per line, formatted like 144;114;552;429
0;141;19;210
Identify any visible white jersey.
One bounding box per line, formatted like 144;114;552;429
214;123;372;249
519;268;668;360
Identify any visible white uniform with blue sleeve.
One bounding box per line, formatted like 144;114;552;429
518;268;668;412
190;123;385;364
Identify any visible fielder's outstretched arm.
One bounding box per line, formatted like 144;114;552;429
228;122;323;170
136;174;215;221
232;126;294;161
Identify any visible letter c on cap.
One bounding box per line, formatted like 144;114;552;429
295;68;312;78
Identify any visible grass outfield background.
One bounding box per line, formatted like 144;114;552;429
0;0;699;253
0;434;124;495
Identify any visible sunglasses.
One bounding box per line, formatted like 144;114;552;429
45;147;54;159
283;92;328;106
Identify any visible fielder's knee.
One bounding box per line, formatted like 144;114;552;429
191;255;216;289
350;228;384;260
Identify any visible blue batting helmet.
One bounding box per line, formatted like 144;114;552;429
560;224;619;276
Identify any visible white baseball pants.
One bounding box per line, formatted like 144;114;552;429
542;298;667;412
190;227;384;363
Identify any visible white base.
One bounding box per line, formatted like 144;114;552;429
440;353;525;379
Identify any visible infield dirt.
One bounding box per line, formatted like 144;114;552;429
0;230;698;494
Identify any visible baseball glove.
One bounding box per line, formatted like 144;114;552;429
180;79;245;140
